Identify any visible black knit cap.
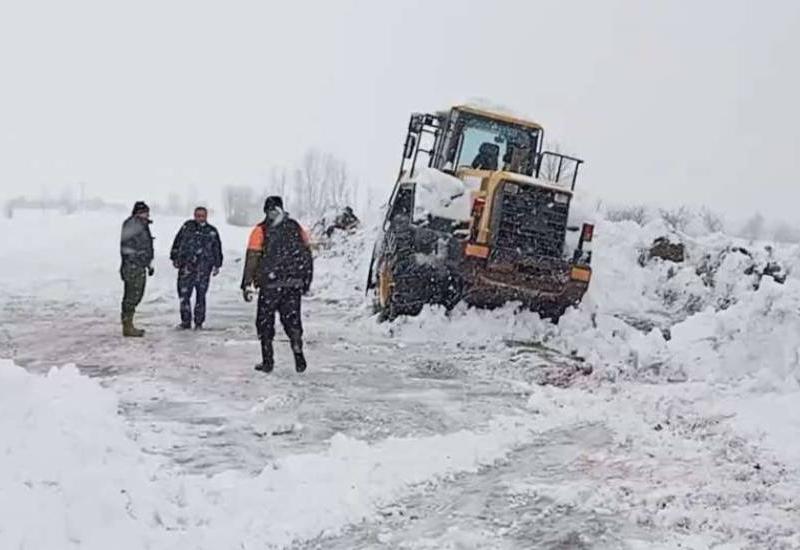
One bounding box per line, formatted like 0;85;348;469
263;196;283;213
132;201;150;215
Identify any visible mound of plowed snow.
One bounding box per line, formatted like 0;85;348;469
0;358;541;549
318;211;800;390
0;360;180;549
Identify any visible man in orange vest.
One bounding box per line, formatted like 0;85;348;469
241;196;313;373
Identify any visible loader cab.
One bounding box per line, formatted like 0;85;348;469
397;105;584;190
438;106;542;177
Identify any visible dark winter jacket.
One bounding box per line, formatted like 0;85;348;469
324;207;360;237
170;220;223;272
241;214;313;290
471;142;499;170
120;216;154;268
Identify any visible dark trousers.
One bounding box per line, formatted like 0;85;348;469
256;286;303;344
178;268;212;326
121;263;147;320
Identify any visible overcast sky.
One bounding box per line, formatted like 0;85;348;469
1;0;798;218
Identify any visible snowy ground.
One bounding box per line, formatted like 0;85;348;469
1;210;799;549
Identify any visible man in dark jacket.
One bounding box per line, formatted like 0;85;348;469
471;142;500;170
241;196;313;373
170;206;223;330
120;201;155;337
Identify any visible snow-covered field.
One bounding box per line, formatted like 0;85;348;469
1;209;799;549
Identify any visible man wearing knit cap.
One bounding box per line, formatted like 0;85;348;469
241;196;313;373
120;201;155;337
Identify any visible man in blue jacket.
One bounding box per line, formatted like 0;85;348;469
170;206;223;329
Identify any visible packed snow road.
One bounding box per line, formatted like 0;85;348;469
3;281;540;474
0;284;656;549
2;211;799;549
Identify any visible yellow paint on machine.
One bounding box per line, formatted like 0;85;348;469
570;267;592;283
465;243;490;258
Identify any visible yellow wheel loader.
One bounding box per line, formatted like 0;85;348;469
367;105;594;321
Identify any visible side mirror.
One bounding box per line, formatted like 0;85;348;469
404;134;417;159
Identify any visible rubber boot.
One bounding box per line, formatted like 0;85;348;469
291;338;307;373
255;338;274;373
122;314;145;337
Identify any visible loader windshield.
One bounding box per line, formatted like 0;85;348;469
445;111;540;176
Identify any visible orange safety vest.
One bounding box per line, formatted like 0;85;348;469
247;222;310;252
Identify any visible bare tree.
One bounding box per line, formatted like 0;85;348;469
325;155;354;210
606;205;649;225
266;166;290;214
537;141;580;185
58;185;78;214
772;221;800;243
538;142;562;182
363;183;378;213
293;150;323;219
184;183;200;212
222;185;259;227
292;149;357;220
699;207;724;233
166;192;182;216
740;212;765;241
659;206;693;232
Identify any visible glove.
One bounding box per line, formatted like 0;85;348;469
242;287;254;302
212;267;220;277
147;266;155;277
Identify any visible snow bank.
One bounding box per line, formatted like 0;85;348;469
522;383;800;548
0;359;179;549
670;277;800;387
711;391;800;465
309;226;376;308
0;359;539;549
573;217;800;389
325;207;800;392
184;415;535;548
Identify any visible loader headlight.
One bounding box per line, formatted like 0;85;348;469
570;267;592;283
581;223;594;242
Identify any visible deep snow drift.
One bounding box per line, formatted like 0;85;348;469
2;207;800;548
0;358;543;549
347;208;800;388
353;208;800;463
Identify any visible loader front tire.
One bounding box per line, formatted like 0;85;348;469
376;261;424;321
